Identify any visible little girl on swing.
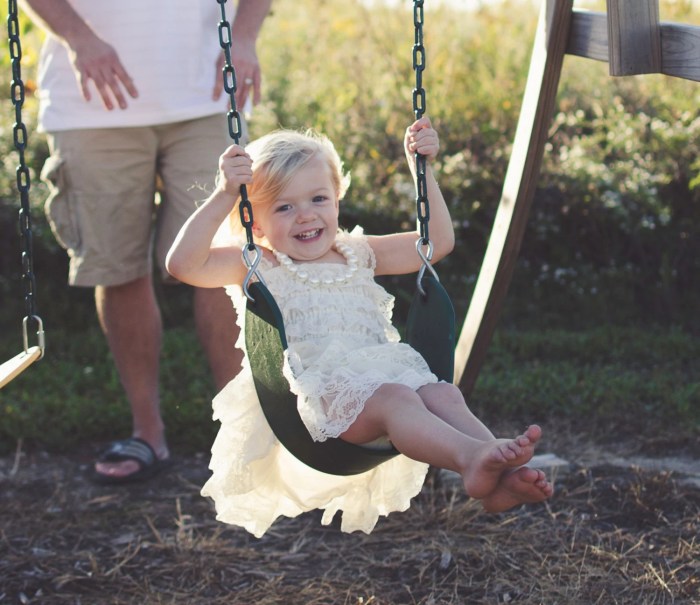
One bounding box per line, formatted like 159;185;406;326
166;116;553;537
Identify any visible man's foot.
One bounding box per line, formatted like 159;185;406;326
461;425;542;499
480;466;553;512
92;437;170;485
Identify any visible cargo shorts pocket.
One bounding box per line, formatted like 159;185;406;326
41;155;81;252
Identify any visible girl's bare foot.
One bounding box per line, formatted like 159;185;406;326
480;466;553;512
461;425;542;499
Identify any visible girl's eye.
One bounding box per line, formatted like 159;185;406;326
313;195;328;203
275;204;291;213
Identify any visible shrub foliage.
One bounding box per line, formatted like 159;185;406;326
1;0;698;450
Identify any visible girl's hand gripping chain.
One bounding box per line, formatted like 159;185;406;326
404;116;439;175
216;144;254;196
166;144;253;289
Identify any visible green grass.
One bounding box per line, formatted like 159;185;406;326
0;323;219;455
471;325;700;431
1;317;697;456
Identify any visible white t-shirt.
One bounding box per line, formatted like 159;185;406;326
36;1;231;132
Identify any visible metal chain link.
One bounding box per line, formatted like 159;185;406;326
216;0;254;249
411;0;439;294
8;0;44;354
412;0;430;247
215;0;264;299
217;1;432;298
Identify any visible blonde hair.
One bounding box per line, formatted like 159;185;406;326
229;129;351;238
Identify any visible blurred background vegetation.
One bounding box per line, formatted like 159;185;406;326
1;0;698;454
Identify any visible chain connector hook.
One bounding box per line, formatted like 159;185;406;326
241;243;266;302
415;237;439;297
23;315;45;359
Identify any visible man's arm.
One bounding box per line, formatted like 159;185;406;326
20;0;138;110
232;0;273;43
214;0;273;106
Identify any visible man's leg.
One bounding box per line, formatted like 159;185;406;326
194;286;243;391
94;274;169;479
155;116;244;392
42;127;164;480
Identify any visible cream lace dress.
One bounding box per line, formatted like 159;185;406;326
201;227;437;537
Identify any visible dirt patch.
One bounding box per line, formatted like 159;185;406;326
1;440;698;605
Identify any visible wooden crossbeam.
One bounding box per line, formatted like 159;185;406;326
568;10;700;81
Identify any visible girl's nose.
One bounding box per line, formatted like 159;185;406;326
297;204;316;222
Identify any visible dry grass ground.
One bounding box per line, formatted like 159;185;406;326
1;430;698;605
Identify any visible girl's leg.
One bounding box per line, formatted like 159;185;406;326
416;382;553;508
340;383;538;500
417;382;495;441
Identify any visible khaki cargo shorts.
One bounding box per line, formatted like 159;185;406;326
41;114;239;287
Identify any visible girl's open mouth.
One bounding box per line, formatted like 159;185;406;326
295;229;321;240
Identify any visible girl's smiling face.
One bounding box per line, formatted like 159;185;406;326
253;155;340;262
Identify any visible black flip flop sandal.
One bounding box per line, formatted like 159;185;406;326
91;437;169;485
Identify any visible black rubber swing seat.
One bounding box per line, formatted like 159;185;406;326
245;276;455;476
405;275;456;385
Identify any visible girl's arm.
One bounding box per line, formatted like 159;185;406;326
370;116;455;276
166;145;252;288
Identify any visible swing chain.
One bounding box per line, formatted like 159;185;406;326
412;0;436;296
412;0;426;120
216;0;264;300
412;0;428;246
8;0;44;356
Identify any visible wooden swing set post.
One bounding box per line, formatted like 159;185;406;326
454;0;700;394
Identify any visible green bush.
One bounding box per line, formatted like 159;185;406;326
249;0;700;326
1;0;698;452
532;66;700;320
3;0;699;326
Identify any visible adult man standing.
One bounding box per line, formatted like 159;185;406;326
21;0;272;483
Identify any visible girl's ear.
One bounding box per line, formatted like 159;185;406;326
252;222;265;238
